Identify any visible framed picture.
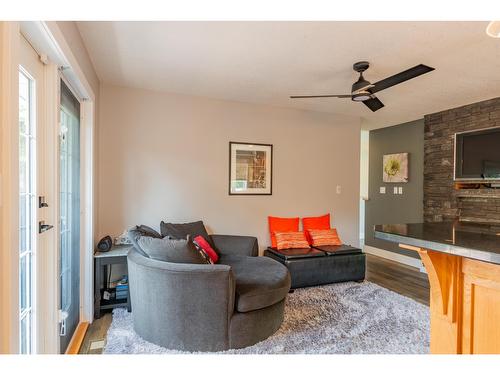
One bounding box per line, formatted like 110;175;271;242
383;152;409;183
229;142;273;195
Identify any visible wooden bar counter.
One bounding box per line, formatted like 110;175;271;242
375;222;500;354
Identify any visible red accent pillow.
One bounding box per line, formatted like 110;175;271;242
274;231;310;250
302;214;331;244
193;235;219;263
268;216;300;248
307;228;342;246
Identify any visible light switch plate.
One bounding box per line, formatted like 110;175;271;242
398;187;403;194
380;186;386;194
336;185;341;194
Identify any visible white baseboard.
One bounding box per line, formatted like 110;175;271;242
364;244;426;273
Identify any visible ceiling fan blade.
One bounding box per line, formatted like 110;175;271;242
290;94;351;99
363;97;385;112
370;64;435;94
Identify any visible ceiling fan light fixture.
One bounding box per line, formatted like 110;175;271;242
352;91;372;102
486;21;500;38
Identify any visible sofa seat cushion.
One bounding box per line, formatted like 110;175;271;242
219;255;290;313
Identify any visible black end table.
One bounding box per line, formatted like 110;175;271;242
94;245;133;319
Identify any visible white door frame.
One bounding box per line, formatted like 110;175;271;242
0;21;21;355
0;21;95;354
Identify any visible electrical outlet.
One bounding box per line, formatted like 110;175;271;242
380;186;386;194
393;187;398;194
336;185;341;194
398;186;403;194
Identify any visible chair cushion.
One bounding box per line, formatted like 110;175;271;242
138;236;208;264
307;228;342;246
128;225;162;257
268;216;299;248
219;255;290;313
274;231;310;250
302;213;331;244
160;220;217;251
193;235;219;264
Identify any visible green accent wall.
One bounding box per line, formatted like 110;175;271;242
365;119;424;258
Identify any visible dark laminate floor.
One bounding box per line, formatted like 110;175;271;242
79;253;430;354
365;253;429;306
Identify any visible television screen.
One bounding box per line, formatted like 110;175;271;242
455;127;500;180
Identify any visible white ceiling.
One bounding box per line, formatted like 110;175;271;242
77;21;500;129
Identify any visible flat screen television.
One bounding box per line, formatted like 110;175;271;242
455;127;500;180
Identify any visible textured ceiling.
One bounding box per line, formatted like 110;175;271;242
77;21;500;129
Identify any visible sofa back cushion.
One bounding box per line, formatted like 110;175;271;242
274;231;310;250
128;225;163;257
138;235;208;264
160;220;217;250
268;216;300;248
136;224;162;238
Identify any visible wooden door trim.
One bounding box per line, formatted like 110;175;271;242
64;321;89;354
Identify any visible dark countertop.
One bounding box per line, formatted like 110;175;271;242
374;222;500;265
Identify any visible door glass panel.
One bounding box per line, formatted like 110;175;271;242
19;255;28;312
59;80;81;353
20;315;30;354
18;68;36;354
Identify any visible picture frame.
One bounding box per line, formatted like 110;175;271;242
383;152;409;183
229;142;273;195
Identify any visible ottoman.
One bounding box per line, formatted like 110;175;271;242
264;245;366;289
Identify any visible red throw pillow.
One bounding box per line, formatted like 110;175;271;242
268;216;300;248
302;214;331;244
274;231;310;250
193;235;219;263
307;228;342;246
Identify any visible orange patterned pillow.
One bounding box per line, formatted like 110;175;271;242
307;228;342;246
274;231;310;250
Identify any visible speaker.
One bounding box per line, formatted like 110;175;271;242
97;235;113;252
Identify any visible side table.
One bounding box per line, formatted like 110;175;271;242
94;244;134;319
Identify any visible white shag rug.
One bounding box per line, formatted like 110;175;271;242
103;281;429;354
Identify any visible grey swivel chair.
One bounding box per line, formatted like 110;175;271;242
127;234;290;352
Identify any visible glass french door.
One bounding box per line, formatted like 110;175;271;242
18;32;85;354
18;67;36;355
18;34;43;355
58;80;81;353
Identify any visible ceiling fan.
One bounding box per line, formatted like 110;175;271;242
290;61;435;112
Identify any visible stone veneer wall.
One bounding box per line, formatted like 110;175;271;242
424;97;500;223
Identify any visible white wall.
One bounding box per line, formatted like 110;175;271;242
98;84;361;252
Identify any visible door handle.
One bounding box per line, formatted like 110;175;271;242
39;221;54;233
38;196;49;208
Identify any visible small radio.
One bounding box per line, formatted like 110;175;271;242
96;235;113;252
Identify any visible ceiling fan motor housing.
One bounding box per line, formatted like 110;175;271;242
353;61;370;73
351;76;372;94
